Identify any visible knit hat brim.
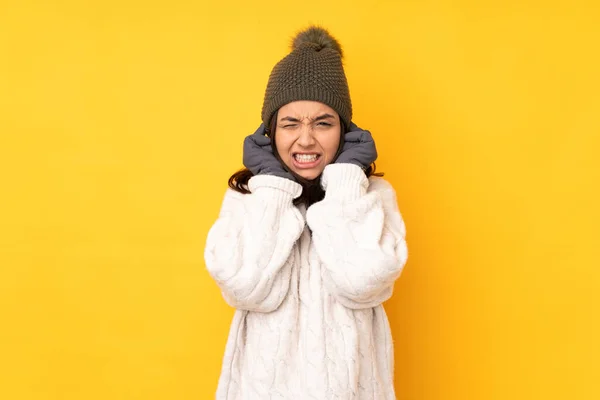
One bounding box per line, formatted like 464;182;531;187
263;87;352;130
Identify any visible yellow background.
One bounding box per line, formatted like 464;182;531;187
1;0;599;399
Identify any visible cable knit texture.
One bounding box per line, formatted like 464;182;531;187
204;163;408;399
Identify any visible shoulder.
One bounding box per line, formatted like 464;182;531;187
216;187;246;212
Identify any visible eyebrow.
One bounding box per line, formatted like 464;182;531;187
279;113;336;123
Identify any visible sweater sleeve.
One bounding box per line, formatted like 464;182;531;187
204;175;305;312
305;163;408;309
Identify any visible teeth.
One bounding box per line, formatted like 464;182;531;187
294;154;318;163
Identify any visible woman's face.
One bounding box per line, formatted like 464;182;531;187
273;100;342;180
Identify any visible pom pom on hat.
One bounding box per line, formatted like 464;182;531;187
291;25;344;58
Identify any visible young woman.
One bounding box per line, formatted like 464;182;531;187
204;26;408;399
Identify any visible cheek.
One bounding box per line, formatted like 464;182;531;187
322;133;341;162
274;135;293;159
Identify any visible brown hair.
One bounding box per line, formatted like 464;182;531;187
228;112;383;207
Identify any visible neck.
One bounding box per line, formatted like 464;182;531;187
293;176;325;207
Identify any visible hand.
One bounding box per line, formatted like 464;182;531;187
243;124;295;181
335;122;377;170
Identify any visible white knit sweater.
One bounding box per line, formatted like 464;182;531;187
204;163;408;400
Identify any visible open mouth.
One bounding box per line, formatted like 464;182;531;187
293;153;321;163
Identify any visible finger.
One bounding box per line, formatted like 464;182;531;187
358;143;377;162
250;132;271;147
345;131;373;144
243;136;270;157
358;130;374;143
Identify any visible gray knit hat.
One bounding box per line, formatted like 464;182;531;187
261;26;352;129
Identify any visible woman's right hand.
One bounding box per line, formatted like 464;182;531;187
243;123;295;181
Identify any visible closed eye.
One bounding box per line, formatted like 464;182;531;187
279;122;333;128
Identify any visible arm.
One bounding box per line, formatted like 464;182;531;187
306;163;408;309
204;175;305;312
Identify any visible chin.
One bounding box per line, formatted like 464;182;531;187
295;170;322;181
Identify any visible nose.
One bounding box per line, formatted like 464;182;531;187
297;125;316;147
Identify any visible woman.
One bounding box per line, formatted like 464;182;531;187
205;25;408;399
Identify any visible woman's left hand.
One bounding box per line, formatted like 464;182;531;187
335;122;378;170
